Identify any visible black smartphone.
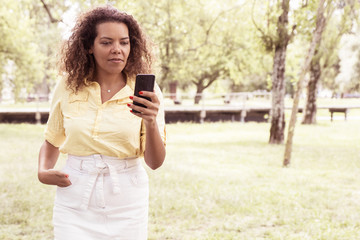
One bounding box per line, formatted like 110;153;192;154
133;74;155;113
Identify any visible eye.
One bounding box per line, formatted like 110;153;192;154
120;41;129;46
101;42;111;45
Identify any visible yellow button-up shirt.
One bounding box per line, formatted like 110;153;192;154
44;77;166;159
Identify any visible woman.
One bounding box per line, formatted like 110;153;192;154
38;6;166;240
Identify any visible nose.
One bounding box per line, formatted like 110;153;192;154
111;43;121;54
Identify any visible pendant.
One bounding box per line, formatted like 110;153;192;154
107;89;111;93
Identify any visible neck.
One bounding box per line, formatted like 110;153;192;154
96;72;126;89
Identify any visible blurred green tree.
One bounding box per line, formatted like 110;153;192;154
252;0;297;144
1;0;42;101
114;0;252;103
301;0;359;124
350;44;360;92
0;0;68;101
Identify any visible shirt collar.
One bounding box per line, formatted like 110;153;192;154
84;74;136;102
84;74;135;89
125;74;135;90
111;74;135;101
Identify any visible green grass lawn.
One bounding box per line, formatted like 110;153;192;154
0;120;360;239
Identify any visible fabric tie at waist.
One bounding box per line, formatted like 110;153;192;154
67;154;140;210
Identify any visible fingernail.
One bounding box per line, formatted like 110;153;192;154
65;174;69;178
139;91;143;95
130;110;133;113
129;96;133;100
127;103;131;107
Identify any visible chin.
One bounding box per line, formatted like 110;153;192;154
107;68;125;75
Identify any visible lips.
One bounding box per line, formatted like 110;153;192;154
109;58;123;63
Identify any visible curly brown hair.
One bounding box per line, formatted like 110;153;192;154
60;5;153;92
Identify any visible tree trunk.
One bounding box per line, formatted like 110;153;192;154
194;85;204;104
269;0;290;144
269;45;287;144
169;81;178;100
302;54;321;124
283;0;326;167
193;69;221;104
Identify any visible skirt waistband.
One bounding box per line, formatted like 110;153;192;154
67;154;140;172
66;154;141;210
68;154;139;161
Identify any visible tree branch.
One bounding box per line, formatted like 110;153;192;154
251;0;267;37
187;4;245;51
289;24;297;42
40;0;62;23
191;80;199;86
204;5;243;44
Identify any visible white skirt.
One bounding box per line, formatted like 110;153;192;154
53;154;149;240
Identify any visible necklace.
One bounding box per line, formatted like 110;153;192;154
101;88;111;93
100;79;126;94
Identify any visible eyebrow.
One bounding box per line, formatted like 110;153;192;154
99;37;129;40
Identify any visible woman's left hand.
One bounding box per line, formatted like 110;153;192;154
128;91;159;126
128;91;166;170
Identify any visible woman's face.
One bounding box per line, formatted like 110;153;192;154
90;21;130;77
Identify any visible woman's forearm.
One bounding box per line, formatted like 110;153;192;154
38;141;71;187
38;140;60;182
144;122;166;170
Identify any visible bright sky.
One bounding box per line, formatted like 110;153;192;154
58;3;79;39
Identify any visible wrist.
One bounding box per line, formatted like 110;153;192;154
144;120;157;130
38;169;50;184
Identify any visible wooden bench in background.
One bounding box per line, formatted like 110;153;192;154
328;107;348;121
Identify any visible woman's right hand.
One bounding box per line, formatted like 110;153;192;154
38;141;71;187
38;169;71;187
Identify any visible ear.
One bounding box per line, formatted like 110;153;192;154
89;46;94;54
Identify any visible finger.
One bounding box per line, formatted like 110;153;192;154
139;91;159;103
128;101;159;116
130;109;142;117
131;95;152;108
58;175;72;187
130;108;148;118
129;103;157;117
130;99;158;113
53;170;68;178
58;179;72;188
128;103;146;114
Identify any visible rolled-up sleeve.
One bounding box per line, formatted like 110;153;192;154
44;79;66;147
140;83;166;155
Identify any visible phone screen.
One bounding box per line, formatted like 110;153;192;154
133;74;155;113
